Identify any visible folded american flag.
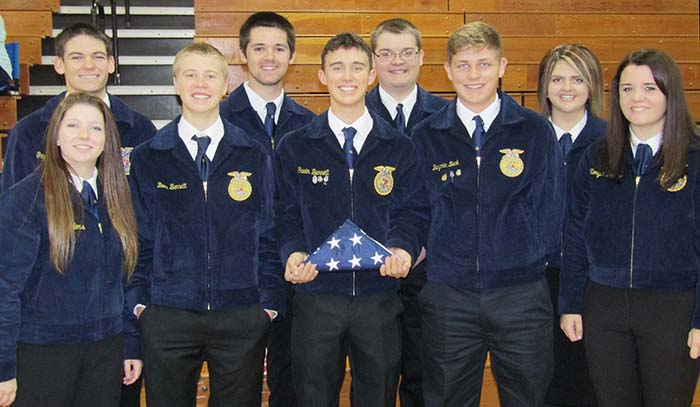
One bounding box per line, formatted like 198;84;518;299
307;219;392;272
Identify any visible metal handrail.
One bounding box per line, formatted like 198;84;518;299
90;0;130;85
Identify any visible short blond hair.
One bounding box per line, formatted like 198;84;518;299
172;42;229;78
447;22;502;62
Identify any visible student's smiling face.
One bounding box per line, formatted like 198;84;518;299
57;103;105;177
319;47;376;110
54;34;115;98
445;46;506;113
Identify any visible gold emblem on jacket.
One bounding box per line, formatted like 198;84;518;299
667;175;687;192
373;165;395;196
228;171;252;201
499;149;524;178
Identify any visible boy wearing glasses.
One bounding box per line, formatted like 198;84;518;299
366;18;447;407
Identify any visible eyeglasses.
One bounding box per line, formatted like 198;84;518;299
374;48;419;62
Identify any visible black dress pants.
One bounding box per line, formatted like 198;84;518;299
140;304;270;407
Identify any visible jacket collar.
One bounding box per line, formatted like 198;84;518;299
304;110;398;142
40;91;138;128
149;115;254;152
430;90;524;131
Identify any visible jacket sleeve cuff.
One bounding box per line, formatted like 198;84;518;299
123;333;141;360
279;241;307;266
0;357;16;382
260;287;286;320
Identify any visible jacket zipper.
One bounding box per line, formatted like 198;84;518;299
204;178;212;310
349;167;356;296
475;155;481;288
629;176;641;288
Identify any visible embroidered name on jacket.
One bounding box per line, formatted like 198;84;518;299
432;160;460;172
298;167;331;185
157;182;188;190
228;171;252;201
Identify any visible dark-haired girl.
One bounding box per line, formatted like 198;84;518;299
560;49;700;407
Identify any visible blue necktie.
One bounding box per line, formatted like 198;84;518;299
192;135;212;181
634;143;653;176
560;132;573;160
342;127;357;169
395;103;406;134
472;115;485;157
81;180;98;220
264;102;276;139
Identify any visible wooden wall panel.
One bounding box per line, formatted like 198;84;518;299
0;97;18;131
197;12;463;37
502;37;700;64
466;13;699;37
6;36;43;65
198;36;449;65
3;11;52;37
500;62;700;93
0;0;59;11
450;0;699;13
195;0;448;12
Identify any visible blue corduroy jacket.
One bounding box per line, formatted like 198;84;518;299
220;85;316;155
412;91;565;289
365;84;448;134
274;111;429;296
1;92;156;192
560;141;700;328
0;173;138;381
125;117;283;315
548;112;607;268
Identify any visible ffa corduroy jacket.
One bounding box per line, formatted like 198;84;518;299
220;85;316;155
365;84;448;134
412;90;565;289
548;112;607;269
125;117;282;316
0;173;137;381
560;141;700;328
1;92;156;191
274;111;429;296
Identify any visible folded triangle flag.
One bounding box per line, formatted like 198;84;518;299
307;219;392;272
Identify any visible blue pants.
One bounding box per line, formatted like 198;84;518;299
421;278;553;407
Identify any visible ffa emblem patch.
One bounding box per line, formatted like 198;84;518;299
373;166;396;196
499;149;525;178
121;147;133;175
667;175;687;192
227;171;253;201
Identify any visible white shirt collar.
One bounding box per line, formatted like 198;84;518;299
456;95;501;136
70;168;99;199
65;92;111;108
550;113;588;144
243;82;284;124
629;127;662;157
327;107;373;154
177;115;225;161
378;85;418;125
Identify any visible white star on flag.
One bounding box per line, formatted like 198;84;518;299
350;233;363;246
327;236;341;249
348;254;362;269
306;219;393;272
371;251;385;265
326;257;339;271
